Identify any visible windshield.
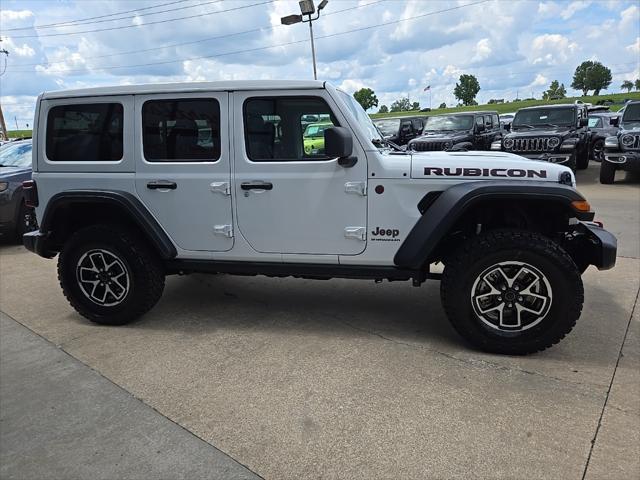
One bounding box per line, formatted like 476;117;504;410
424;115;473;131
622;103;640;125
373;119;400;136
337;90;382;143
513;108;575;127
0;142;32;168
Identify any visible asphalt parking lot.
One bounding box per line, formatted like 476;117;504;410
1;163;638;480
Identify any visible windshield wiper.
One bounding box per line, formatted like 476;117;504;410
372;137;404;151
513;124;535;129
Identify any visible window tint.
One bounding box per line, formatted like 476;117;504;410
484;115;492;127
142;99;220;162
492;114;499;128
475;116;483;126
244;97;338;161
46;103;123;162
412;118;423;131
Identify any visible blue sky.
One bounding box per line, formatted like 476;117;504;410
1;0;638;128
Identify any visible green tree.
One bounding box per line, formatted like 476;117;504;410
621;80;633;93
438;102;446;109
453;74;480;106
411;101;420;110
542;80;567;100
378;104;388;114
571;61;612;96
635;79;640;91
353;88;378;111
390;97;411;112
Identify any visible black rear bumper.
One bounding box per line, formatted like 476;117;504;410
23;231;57;258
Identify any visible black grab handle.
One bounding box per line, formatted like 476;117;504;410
147;180;177;190
241;181;273;191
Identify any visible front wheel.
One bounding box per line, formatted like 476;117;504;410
441;230;583;355
591;139;604;162
599;160;616;184
58;224;165;325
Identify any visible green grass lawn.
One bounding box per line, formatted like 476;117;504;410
369;91;640;119
6;130;32;139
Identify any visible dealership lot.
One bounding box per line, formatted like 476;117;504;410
1;164;638;479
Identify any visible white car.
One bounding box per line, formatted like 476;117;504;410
23;80;616;354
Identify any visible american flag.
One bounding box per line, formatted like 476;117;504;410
423;85;431;91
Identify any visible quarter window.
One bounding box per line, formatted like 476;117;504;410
46;103;123;162
142;99;220;162
244;97;338;161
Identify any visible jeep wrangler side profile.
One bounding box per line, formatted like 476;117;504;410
492;103;591;171
408;111;501;152
23;81;617;355
600;100;640;184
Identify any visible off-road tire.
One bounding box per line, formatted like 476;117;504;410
58;224;165;325
576;145;589;170
599;160;616;184
441;229;583;355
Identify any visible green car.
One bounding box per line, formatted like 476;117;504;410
303;122;333;155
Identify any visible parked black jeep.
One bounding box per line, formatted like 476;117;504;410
407;111;501;151
372;116;424;146
493;103;590;171
600;100;640;184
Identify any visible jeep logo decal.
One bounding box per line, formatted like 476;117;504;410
371;227;401;242
423;167;547;178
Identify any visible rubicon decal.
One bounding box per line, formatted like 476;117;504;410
424;167;547;178
371;227;401;242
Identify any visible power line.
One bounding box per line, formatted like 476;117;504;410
2;0;194;31
11;0;388;69
9;0;273;39
14;0;490;73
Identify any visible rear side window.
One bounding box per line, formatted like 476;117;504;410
46;103;123;162
492;114;499;127
244;97;338;162
484;115;492;127
142;99;220;162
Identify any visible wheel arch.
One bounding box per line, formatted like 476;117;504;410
39;190;177;259
394;181;593;269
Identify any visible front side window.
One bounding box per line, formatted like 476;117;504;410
588;117;602;128
46;103;123;162
142;99;220;162
244;97;338;161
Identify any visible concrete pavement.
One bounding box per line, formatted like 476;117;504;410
0;163;638;479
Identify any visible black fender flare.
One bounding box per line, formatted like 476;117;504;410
39;190;177;259
393;181;591;269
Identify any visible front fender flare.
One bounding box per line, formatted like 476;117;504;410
393;181;591;269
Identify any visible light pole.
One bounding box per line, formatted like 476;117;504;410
281;0;328;80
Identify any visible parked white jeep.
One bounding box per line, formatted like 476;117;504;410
23;81;617;354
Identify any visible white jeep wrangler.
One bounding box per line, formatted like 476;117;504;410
23;81;617;354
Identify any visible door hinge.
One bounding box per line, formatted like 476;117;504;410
213;224;233;238
210;182;230;195
344;181;367;196
344;226;366;241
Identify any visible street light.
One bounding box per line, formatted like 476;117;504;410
281;0;329;80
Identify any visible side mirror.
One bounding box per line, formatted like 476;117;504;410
579;117;588;127
324;127;356;167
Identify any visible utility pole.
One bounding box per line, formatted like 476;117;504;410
0;42;9;140
14;116;19;131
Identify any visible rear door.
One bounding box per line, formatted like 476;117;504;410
134;92;233;252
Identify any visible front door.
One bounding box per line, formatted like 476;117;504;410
232;91;368;256
134;92;233;252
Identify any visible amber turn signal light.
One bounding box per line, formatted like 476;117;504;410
571;200;591;212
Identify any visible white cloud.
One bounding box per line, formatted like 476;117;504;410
620;4;639;29
560;1;591;20
626;37;640;53
472;38;492;62
531;74;548;87
0;9;33;22
2;37;36;57
530;34;579;65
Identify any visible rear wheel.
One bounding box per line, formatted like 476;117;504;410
591;139;604;162
58;224;165;325
599;160;616;184
441;229;583;355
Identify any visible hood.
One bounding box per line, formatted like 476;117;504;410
620;126;640;134
409;150;573;185
414;130;470;141
0;166;32;181
507;127;572;138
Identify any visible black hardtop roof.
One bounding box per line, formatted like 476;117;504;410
518;104;578;111
432;111;498;116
